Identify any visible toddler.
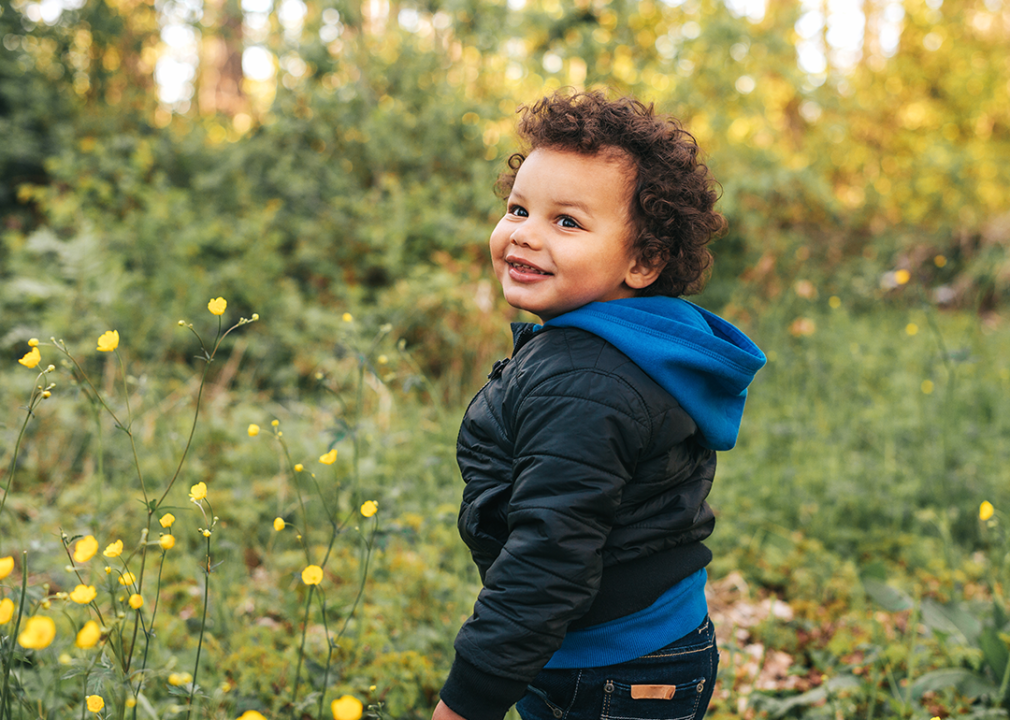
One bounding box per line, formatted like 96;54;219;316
433;90;766;720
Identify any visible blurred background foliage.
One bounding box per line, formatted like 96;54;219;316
3;1;1010;716
2;0;1009;395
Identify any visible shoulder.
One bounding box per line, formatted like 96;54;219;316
503;327;657;428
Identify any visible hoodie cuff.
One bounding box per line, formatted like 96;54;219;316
439;654;529;720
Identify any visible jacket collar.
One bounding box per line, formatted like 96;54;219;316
510;322;541;355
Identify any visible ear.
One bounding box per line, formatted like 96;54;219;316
624;254;666;290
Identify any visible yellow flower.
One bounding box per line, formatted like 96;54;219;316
0;598;14;624
103;539;123;558
18;616;56;649
360;501;378;518
301;565;324;585
294;463;303;472
126;698;137;708
69;585;97;604
331;695;363;720
980;501;995;521
237;712;268;720
96;330;119;352
906;323;919;336
248;424;260;437
28;338;39;347
208;297;227;316
319;449;337;465
273;518;285;531
18;347;41;368
921;380;935;394
76;620;102;648
159;513;176;528
73;536;99;563
271;419;279;427
129;594;144;609
159;535;175;550
342;313;353;323
189;482;207;501
118;572;136;586
0;556;13;579
168;672;193;686
895;269;911;285
934;255;947;268
86;695;105;713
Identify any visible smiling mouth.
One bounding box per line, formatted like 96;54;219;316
508;261;552;276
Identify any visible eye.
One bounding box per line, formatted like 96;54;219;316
508;204;528;218
559;216;581;229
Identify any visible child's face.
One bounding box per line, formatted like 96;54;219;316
489;148;657;322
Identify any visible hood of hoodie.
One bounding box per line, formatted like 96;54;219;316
542;296;766;450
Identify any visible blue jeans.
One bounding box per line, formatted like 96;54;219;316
516;617;718;720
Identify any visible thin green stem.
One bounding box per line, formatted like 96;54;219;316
0;553;29;720
185;534;212;720
116;349;148;502
291;586;315;713
0;375;46;540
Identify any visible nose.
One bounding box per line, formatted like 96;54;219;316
510;222;540;249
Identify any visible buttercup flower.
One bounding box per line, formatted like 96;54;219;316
118;572;136;586
294;463;303;472
0;598;14;624
342;313;353;323
980;501;995;521
360;501;378;518
129;594;144;609
18;616;56;649
168;672;193;686
73;536;99;563
273;518;285;531
96;330;119;352
103;540;123;558
190;482;208;501
895;269;911;285
248;424;260;437
159;535;175;550
319;449;337;465
159;513;176;528
86;695;104;713
301;565;324;585
76;620;102;648
237;711;267;720
18;347;41;368
208;297;227;315
331;695;363;720
69;585;97;604
0;556;13;579
28;338;39;347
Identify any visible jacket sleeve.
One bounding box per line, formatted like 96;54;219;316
441;366;651;720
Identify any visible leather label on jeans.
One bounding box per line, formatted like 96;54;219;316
630;684;676;700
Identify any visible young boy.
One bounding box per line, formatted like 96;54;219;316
434;91;766;720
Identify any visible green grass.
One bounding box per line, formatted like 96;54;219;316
1;301;1008;719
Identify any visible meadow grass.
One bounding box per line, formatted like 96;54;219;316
1;300;1008;719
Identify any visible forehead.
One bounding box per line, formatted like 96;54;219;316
513;147;635;206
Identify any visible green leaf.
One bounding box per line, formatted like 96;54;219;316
862;578;913;612
921;598;982;645
908;668;999;702
978;627;1009;682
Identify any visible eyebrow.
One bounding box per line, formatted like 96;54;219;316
509;190;594;217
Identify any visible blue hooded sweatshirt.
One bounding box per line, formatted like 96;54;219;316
537;296;765;669
544;295;766;451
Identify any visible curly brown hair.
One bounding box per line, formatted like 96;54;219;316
496;90;725;297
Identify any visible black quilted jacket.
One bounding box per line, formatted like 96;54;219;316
440;323;717;720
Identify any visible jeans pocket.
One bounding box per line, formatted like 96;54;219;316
600;676;708;720
517;668;583;720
